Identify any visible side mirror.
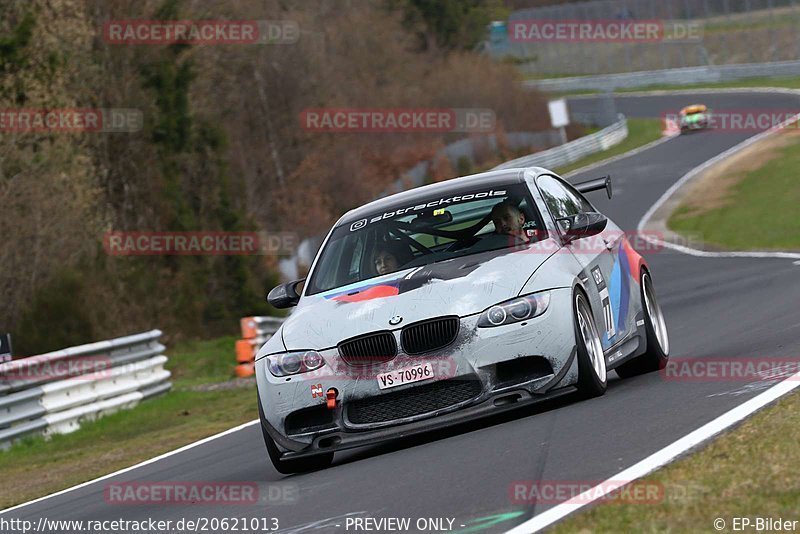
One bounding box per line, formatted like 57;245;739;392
267;279;305;309
559;212;608;243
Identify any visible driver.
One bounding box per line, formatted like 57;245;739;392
491;201;530;243
372;241;411;275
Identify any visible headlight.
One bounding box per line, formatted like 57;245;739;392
266;350;325;377
477;292;551;328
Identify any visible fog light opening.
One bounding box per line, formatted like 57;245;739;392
494;393;522;406
318;436;341;449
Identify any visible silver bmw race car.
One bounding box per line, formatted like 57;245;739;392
256;167;670;473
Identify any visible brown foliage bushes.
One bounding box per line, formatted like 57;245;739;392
188;0;549;234
1;0;549;353
0;0;107;352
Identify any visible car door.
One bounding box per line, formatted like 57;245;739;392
535;174;626;351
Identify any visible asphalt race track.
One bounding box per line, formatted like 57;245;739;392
3;91;800;533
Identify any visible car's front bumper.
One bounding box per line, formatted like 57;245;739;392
255;287;579;457
266;366;577;459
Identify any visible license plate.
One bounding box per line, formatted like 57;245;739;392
377;363;434;390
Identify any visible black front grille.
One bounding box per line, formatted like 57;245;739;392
401;316;459;355
338;331;397;366
346;378;482;425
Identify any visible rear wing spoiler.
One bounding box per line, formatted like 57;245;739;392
574;175;612;199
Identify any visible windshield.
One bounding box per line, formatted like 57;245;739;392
305;183;546;295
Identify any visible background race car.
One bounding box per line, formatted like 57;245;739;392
679;104;712;133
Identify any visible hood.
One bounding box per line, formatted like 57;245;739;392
281;238;559;350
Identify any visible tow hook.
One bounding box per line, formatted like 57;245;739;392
326;388;339;410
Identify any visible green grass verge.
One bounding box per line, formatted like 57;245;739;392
668;134;800;250
166;335;240;387
552;388;800;532
555;118;663;175
0;336;258;508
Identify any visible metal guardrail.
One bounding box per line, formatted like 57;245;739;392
526;60;800;93
493;114;628;171
234;317;283;377
497;1;800;74
380;130;571;199
0;331;171;448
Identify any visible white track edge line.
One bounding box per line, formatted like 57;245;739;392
637;100;800;260
505;87;800;533
506;372;800;533
0;419;259;515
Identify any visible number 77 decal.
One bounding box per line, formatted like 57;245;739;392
591;266;616;339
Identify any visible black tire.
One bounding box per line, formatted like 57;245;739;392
615;270;670;378
573;290;607;397
258;394;334;474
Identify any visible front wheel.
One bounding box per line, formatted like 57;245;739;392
258;395;333;474
574;290;607;397
615;271;669;378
